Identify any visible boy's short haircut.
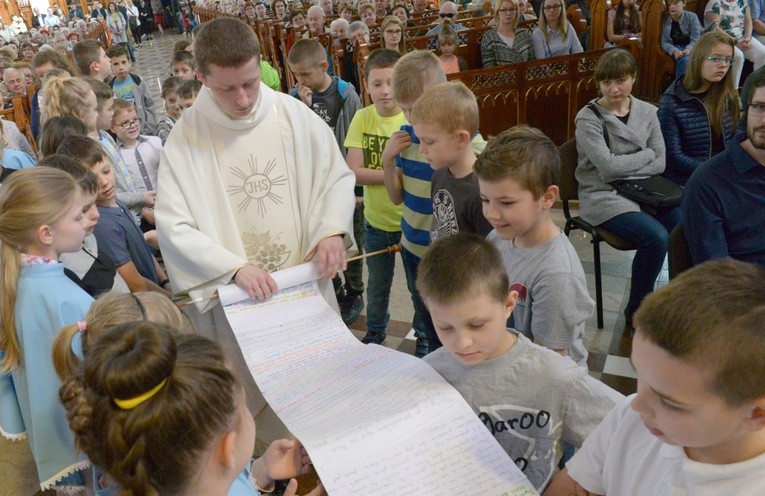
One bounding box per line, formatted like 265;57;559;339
409;81;479;135
287;38;327;66
473;125;560;200
417;232;509;306
84;77;114;107
194;17;261;76
173;39;192;54
37;154;98;194
171;50;196;69
634;259;765;406
358;3;375;14
72;39;103;76
32;48;74;74
161;76;184;98
289;10;305;23
56;135;108;167
111;98;135;119
363;48;401;79
105;44;130;60
392;50;446;104
39;116;89;157
177;79;203;99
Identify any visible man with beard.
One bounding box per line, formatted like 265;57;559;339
682;70;765;266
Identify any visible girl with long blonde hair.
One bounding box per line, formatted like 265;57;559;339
0;167;92;492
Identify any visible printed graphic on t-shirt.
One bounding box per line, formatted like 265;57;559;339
361;132;390;170
510;282;528;302
312;101;332;128
478;403;560;491
431;188;458;241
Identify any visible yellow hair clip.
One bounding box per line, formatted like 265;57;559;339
113;378;167;410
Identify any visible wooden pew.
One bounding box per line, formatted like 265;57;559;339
447;49;609;144
1;96;36;157
639;0;671;101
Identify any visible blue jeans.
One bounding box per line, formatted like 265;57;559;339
672;44;689;78
364;223;402;335
675;54;689;78
401;247;440;351
599;207;681;322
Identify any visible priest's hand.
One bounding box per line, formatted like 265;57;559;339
234;264;278;301
309;235;346;279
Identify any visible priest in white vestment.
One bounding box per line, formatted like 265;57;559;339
155;17;356;453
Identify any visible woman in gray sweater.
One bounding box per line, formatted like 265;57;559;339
574;49;680;330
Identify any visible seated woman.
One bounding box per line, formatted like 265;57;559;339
575;49;680;331
705;0;765;86
380;15;406;53
606;0;642;46
392;3;412;26
532;0;582;58
658;31;739;185
481;0;534;67
272;0;287;21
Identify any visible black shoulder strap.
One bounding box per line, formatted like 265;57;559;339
587;102;610;149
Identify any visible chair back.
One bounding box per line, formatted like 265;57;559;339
668;223;693;279
558;138;579;203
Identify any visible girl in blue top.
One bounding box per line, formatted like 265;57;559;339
60;321;325;496
0;167;93;492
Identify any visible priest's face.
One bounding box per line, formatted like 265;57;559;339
197;57;261;117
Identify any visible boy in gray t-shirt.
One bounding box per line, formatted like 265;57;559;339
417;232;622;492
475;126;594;368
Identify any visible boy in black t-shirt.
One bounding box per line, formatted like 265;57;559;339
287;38;366;326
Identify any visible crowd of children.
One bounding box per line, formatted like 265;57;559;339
0;5;764;496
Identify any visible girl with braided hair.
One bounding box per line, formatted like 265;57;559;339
60;321;324;496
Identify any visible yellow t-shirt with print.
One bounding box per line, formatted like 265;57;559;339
344;104;406;232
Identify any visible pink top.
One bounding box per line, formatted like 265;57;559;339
440;55;460;74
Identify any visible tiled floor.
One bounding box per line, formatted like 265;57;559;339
2;29;656;496
132;31;649;397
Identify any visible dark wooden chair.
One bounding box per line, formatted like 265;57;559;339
668;223;693;279
559;138;638;328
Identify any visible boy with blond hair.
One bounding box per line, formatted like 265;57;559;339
545;259;765;495
410;81;493;241
288;38;364;324
475;125;593;367
345;48;405;345
419;233;622;492
382;49;484;353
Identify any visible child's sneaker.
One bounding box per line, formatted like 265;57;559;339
361;331;386;345
340;292;364;325
415;337;429;358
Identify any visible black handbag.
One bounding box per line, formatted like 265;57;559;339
587;103;683;212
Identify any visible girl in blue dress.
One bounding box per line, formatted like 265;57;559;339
0;167;93;492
